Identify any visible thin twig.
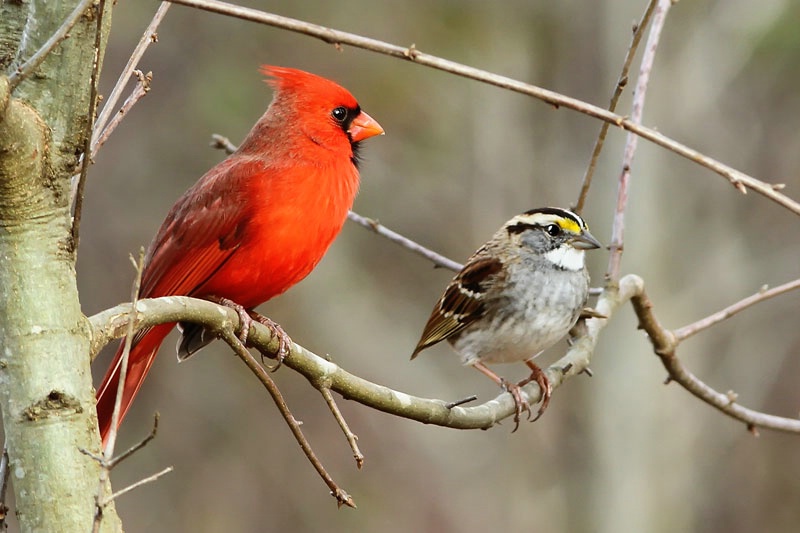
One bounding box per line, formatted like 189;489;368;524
104;466;174;504
70;0;106;252
93;1;170;135
208;134;463;272
210;133;237;154
0;444;9;531
169;0;800;215
91;70;152;156
318;387;364;469
346;212;463;272
674;278;800;341
7;0;97;90
217;328;356;508
630;282;800;433
84;417;166;532
574;0;659;214
106;413;160;469
606;0;672;284
104;248;146;459
89;248;146;533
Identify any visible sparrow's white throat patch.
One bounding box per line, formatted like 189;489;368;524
545;245;585;271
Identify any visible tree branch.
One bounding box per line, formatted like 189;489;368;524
673;278;800;342
168;0;799;215
88;291;619;431
629;276;800;434
574;0;659;213
607;0;672;283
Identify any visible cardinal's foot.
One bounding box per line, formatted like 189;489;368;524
248;310;292;370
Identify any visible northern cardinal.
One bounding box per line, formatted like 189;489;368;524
96;66;384;444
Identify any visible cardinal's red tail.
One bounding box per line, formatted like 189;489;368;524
96;323;174;445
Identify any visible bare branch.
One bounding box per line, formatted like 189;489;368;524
217;327;356;508
168;0;799;214
630;278;800;434
87;285;623;432
0;445;9;531
103;466;174;504
574;0;659;214
93;1;170;135
91;70;151;156
106;413;160;470
346;212;463;272
7;0;97;91
318;386;364;470
674;278;800;341
103;248;146;459
70;0;107;251
607;0;673;283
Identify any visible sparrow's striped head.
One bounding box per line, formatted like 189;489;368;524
505;207;601;270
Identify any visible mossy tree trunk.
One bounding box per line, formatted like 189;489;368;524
0;1;121;531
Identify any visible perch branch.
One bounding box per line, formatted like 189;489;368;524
87;279;628;432
169;0;799;215
88;273;800;435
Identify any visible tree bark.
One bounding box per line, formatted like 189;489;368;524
0;1;120;531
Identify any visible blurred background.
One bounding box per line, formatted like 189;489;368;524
48;0;800;531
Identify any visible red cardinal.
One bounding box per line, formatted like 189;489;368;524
96;66;384;444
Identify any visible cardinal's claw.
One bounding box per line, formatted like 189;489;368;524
248;310;292;371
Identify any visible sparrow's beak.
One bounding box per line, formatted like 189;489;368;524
348;111;384;142
571;230;602;250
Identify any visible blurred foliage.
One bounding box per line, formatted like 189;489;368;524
14;0;800;531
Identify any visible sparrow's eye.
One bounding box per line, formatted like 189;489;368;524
545;224;561;237
331;106;348;122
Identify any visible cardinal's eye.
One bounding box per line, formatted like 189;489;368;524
331;106;348;122
545;224;561;237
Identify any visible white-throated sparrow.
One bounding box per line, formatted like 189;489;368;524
411;207;601;430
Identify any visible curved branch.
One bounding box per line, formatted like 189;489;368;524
88;286;627;431
168;0;800;215
629;276;800;434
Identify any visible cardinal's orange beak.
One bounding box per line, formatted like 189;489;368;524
348;111;384;142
